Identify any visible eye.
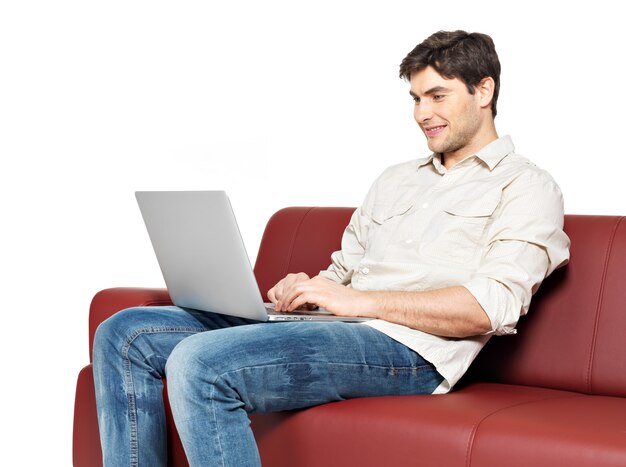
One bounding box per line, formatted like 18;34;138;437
412;96;420;104
433;95;445;102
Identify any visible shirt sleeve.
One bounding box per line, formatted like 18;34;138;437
462;174;570;336
317;211;365;284
318;173;382;284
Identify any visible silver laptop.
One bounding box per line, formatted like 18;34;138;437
135;190;371;322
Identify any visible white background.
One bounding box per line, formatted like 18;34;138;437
1;1;624;464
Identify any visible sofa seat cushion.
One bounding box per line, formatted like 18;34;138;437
471;392;626;467
251;383;607;467
77;364;626;467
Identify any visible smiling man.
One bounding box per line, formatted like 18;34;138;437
410;66;496;165
269;31;569;350
93;30;570;466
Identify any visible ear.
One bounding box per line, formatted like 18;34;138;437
476;77;495;110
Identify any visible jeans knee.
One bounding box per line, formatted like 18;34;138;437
93;307;154;362
165;338;204;412
166;337;201;386
167;333;230;398
93;309;128;359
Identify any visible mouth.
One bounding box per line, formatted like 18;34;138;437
423;125;446;138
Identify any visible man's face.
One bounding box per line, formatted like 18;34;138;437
409;66;483;161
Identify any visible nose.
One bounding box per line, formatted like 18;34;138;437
414;100;433;124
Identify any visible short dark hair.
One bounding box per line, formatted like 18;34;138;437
399;30;501;117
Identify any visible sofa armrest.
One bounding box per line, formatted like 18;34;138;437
88;287;173;361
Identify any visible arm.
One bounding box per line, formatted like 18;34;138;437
271;277;490;338
270;173;569;339
357;286;491;337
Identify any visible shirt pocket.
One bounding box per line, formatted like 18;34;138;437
371;202;413;225
367;203;413;258
421;192;501;264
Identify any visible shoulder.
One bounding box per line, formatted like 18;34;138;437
372;158;423;186
495;153;565;221
359;158;423;211
500;152;563;194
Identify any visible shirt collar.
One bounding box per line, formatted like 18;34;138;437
415;135;515;172
474;135;515;170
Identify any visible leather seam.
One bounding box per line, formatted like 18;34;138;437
283;207;315;276
585;216;624;393
464;393;584;467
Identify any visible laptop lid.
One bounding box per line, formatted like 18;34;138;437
136;190;270;321
135;190;371;323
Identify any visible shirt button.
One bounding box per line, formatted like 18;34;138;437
421;202;429;209
361;267;370;275
405;239;413;244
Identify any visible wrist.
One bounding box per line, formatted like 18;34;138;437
359;291;381;318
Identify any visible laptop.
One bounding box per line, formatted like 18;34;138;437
135;190;371;322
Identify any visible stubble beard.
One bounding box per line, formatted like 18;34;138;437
427;116;481;158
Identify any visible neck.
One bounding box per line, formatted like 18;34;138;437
443;123;498;170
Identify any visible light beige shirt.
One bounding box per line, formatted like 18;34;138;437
319;136;570;394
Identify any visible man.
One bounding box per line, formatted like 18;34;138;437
93;30;570;466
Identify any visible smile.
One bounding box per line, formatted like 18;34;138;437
424;125;446;138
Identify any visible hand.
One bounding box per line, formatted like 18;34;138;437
270;274;376;318
267;273;316;310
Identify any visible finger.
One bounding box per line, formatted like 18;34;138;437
270;278;290;309
267;287;277;304
279;274;314;311
280;282;306;312
287;293;311;312
280;276;303;300
288;283;324;311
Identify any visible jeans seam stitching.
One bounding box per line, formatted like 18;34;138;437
121;326;206;467
216;361;434;378
209;383;227;467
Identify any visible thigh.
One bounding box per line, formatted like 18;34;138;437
166;321;443;412
96;305;255;336
93;306;257;373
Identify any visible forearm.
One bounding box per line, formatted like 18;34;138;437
363;286;492;338
271;274;492;338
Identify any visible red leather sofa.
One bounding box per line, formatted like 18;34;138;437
73;207;626;466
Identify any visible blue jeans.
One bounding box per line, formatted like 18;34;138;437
93;306;443;466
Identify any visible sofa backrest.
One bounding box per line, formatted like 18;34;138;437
469;215;626;397
254;207;355;299
254;208;626;398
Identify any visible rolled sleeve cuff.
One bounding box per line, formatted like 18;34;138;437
318;251;354;284
463;278;521;336
318;268;344;283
